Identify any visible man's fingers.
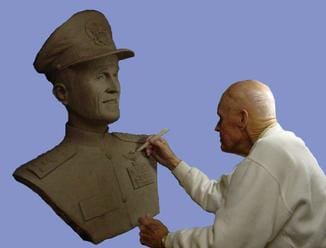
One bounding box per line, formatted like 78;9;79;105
146;135;154;142
148;223;162;232
139;218;163;232
138;215;153;226
138;215;161;234
138;216;169;247
145;144;153;157
138;224;147;232
145;213;152;218
138;216;149;225
149;136;167;146
146;136;169;156
139;226;153;235
139;233;152;246
149;150;160;162
139;228;155;245
139;225;155;235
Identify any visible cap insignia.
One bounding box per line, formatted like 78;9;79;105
85;21;111;46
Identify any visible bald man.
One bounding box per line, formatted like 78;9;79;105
138;80;326;248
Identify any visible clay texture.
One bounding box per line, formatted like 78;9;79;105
13;9;159;244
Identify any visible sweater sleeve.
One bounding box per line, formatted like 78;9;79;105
172;161;232;213
165;159;291;248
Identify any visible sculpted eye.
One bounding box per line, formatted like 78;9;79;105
113;72;118;78
96;73;105;80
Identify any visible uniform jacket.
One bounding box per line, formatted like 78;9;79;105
13;125;159;244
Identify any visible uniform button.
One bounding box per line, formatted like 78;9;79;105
105;153;112;160
122;198;127;203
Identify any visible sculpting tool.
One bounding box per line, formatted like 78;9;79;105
136;128;169;152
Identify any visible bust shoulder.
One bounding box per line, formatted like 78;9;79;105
111;132;149;143
13;141;77;181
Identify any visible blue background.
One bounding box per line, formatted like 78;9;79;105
1;1;325;247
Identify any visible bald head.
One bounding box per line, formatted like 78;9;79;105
221;80;276;120
216;80;277;155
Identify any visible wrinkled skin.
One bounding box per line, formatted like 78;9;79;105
138;80;278;247
138;214;169;248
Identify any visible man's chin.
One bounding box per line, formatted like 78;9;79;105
220;144;231;153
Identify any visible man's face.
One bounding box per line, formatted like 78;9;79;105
214;96;243;154
66;55;121;124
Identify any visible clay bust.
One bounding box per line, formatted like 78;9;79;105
13;10;159;244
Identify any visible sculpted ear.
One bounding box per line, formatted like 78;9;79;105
238;109;249;129
53;83;68;105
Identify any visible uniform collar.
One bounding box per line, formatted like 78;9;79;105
64;124;110;146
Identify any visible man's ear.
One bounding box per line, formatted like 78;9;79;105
52;83;68;105
238;109;249;130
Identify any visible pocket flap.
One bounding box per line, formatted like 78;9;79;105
79;194;119;221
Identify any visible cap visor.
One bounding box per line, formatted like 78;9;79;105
65;48;135;69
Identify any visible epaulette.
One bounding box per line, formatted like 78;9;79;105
112;132;148;144
25;142;77;179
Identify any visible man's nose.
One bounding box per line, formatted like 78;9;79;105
214;123;220;132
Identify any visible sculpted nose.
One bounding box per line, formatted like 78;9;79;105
106;75;120;94
105;88;118;94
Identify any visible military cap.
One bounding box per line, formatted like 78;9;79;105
34;10;134;74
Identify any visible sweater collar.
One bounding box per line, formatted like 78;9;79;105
257;122;282;140
248;123;282;155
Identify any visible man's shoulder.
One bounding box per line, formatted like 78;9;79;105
13;141;77;181
252;129;305;157
247;128;310;182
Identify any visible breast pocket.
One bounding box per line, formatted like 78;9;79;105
78;158;121;222
127;157;156;190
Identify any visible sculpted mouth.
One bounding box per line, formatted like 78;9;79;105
102;99;118;103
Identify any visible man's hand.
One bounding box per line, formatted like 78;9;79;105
145;136;181;170
138;215;169;248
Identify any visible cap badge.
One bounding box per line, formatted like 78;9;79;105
85;21;111;46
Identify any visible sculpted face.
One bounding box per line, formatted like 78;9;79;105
64;55;121;124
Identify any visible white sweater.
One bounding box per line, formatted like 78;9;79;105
165;124;326;248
